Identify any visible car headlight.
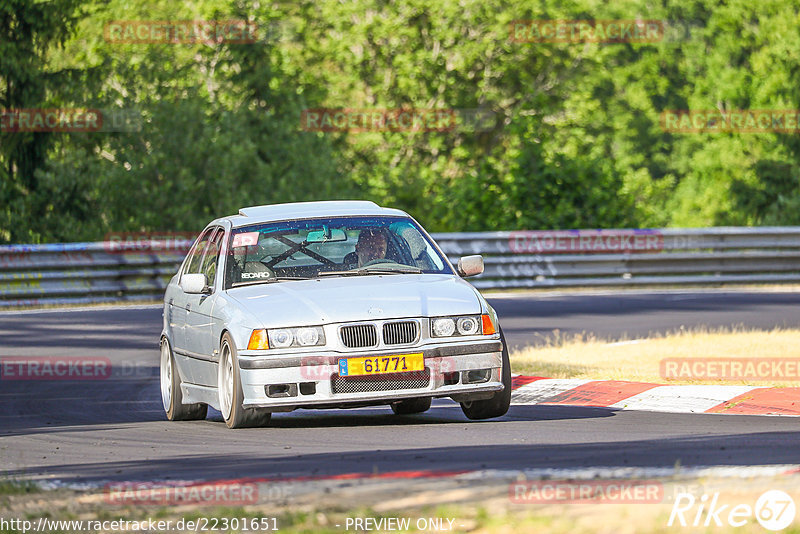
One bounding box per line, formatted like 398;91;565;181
431;314;496;337
269;328;294;349
432;318;456;337
247;326;326;350
457;316;480;335
295;327;320;346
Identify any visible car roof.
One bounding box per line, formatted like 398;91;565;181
221;200;409;228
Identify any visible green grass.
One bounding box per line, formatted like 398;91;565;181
509;326;800;386
0;479;38;496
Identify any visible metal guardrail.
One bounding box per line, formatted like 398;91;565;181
0;241;191;307
434;227;800;289
0;227;799;307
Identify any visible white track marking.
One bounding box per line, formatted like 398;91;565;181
511;379;591;405
458;464;800;481
608;385;759;413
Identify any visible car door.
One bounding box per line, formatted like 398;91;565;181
184;226;224;386
172;227;215;383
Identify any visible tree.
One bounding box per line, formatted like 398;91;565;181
0;0;85;241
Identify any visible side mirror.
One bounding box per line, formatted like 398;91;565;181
457;255;484;277
180;273;209;294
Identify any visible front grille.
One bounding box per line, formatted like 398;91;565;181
331;369;431;394
340;324;378;348
382;320;418;345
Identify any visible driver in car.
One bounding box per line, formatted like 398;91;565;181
355;230;388;267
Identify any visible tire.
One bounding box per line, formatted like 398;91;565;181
390;397;432;415
218;332;271;429
460;328;511;420
160;338;207;421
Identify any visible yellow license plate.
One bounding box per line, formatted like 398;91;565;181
338;353;424;377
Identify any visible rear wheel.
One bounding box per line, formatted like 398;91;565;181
460;329;511;420
390;397;432;415
160;338;207;421
218;333;271;429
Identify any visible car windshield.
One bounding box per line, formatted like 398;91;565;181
224;216;452;288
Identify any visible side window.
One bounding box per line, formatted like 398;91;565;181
200;229;224;288
183;229;214;277
389;221;446;271
420;241;445;270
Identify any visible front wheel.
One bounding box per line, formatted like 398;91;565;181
160;338;207;421
460;329;511;420
218;333;271;429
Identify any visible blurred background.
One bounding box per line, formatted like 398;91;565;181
2;0;799;243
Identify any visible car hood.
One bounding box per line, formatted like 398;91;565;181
225;274;482;327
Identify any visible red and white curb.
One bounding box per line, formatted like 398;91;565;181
39;464;800;494
511;376;800;416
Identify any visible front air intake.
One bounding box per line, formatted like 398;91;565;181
339;323;378;348
332;369;431;394
382;320;419;345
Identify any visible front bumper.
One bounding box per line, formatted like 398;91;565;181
237;340;504;410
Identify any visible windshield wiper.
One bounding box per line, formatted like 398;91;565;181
360;266;423;274
317;266;422;277
231;276;311;288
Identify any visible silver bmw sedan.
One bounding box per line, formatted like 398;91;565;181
160;200;510;428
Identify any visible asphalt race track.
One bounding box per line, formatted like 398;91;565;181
1;289;799;486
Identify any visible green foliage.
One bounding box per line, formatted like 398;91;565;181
0;0;87;241
2;0;800;242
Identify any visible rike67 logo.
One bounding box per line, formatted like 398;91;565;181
669;490;796;531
